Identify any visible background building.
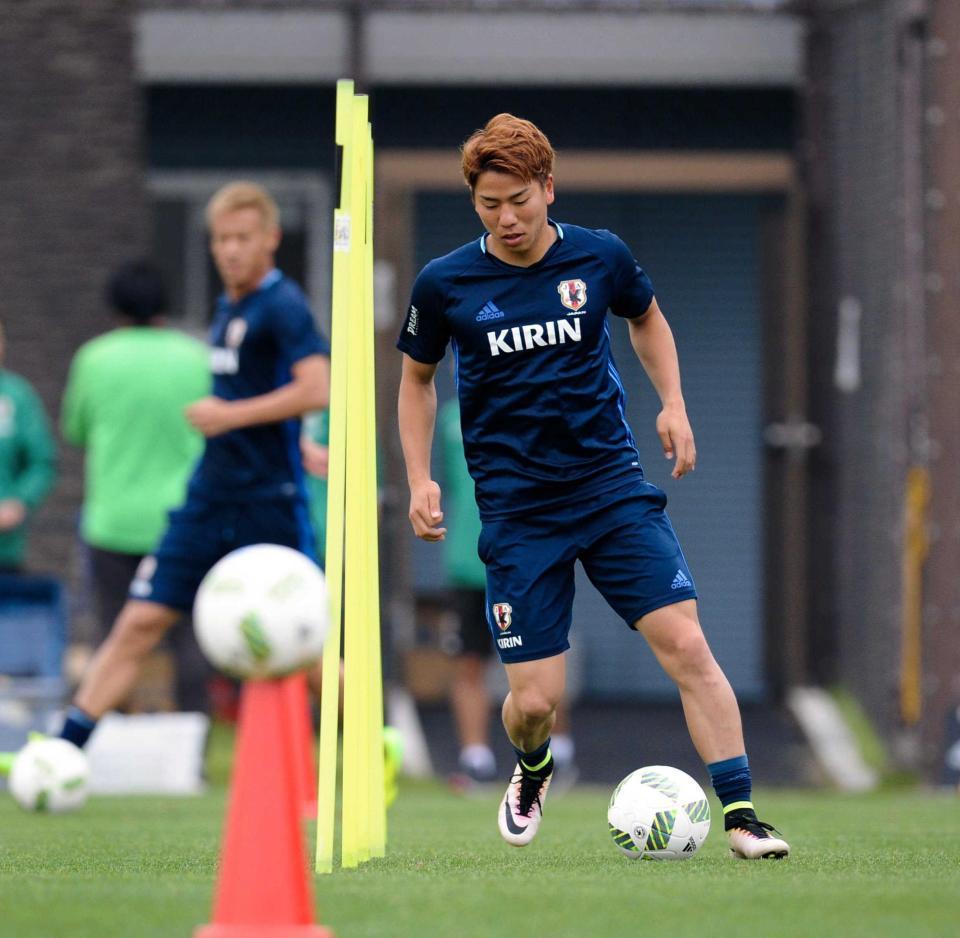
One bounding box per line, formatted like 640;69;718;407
2;0;958;782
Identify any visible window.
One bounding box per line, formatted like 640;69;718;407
147;171;331;335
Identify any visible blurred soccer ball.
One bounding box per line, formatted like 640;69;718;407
607;764;711;860
193;544;329;679
9;737;89;813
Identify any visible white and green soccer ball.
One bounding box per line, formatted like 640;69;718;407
9;737;90;813
193;544;329;679
607;764;711;860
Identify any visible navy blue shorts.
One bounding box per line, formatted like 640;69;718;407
128;494;316;612
479;480;697;664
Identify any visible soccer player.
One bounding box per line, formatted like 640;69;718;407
0;318;57;573
397;115;789;859
56;181;330;750
61;260;210;708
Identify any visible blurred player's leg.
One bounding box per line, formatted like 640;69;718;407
548;700;578;793
497;654;564;847
61;601;181;747
637;600;789;859
448;587;497;786
307;656;401;806
450;652;496;783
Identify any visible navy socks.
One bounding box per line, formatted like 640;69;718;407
707;754;755;824
60;706;98;749
514;737;552;774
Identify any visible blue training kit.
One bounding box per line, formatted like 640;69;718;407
128;268;328;612
396;222;697;663
479;479;695;662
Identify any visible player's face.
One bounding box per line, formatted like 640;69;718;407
209;207;281;299
473;172;556;266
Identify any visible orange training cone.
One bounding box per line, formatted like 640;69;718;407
196;679;333;938
282;671;319;819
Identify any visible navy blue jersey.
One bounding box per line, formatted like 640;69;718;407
397;223;655;519
190;269;330;500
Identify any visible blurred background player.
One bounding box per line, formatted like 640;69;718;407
0;318;57;574
439;395;576;789
398;114;789;859
60;260;211;709
54;180;329;752
301;408;329;567
300;408;403;805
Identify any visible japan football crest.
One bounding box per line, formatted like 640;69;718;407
225;317;248;348
557;279;587;313
492;602;513;631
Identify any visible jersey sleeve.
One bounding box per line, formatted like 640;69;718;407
604;232;655;319
396;263;450;364
267;290;330;364
60;347;90;446
12;378;57;510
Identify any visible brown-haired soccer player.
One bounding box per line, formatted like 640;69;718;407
397;115;789;859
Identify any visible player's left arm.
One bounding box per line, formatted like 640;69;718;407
627;298;696;479
186;354;330;437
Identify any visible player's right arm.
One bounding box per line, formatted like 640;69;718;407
398;354;446;542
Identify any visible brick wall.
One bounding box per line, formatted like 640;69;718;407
0;0;147;580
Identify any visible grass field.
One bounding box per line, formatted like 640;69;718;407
1;778;958;938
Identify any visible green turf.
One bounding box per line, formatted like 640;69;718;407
0;782;958;938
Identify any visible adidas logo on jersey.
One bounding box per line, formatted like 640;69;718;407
671;569;692;590
486;317;582;357
476;300;506;322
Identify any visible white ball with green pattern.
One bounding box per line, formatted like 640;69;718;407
9;737;90;813
194;544;329;679
607;765;711;860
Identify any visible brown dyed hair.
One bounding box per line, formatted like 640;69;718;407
460;114;555;193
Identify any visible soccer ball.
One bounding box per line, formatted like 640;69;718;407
193;544;329;679
9;737;90;813
607;764;711;860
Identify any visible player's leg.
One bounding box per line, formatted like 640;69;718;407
65;545;142;696
449;586;496;785
549;697;578;790
581;481;789;859
498;653;566;846
636;602;789;858
480;509;576;845
450;652;495;780
502;652;565;753
63;600;182;743
60;497;223;751
636;600;743;761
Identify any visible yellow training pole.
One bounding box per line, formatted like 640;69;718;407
364;123;387;859
316;78;355;875
315;83;382;873
341;93;370;870
354;109;375;865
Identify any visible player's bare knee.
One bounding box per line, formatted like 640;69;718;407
658;631;716;682
111;603;175;652
513;688;558;725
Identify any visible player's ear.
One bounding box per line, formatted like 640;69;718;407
267;224;282;252
543;175;555;206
